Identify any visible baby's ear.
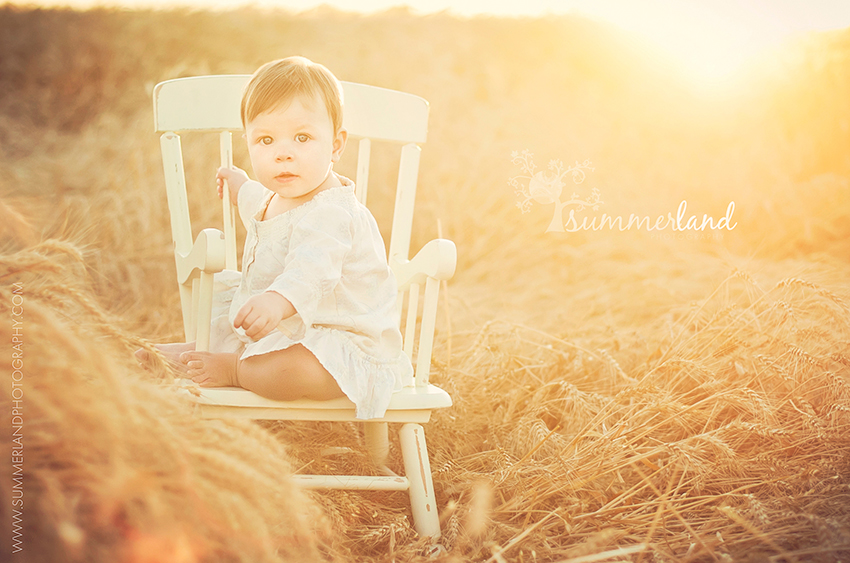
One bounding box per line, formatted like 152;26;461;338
332;128;348;162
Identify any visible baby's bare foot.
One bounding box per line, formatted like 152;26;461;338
180;351;240;387
135;342;196;372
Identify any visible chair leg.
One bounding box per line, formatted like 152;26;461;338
399;423;440;539
363;421;389;468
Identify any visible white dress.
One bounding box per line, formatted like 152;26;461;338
208;173;413;420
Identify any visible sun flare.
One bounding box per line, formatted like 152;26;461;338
583;1;772;94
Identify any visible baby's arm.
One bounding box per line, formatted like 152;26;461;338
216;166;250;206
233;291;297;340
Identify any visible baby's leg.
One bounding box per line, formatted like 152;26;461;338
236;345;346;401
180;344;345;401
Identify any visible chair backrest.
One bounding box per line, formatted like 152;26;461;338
153;75;446;388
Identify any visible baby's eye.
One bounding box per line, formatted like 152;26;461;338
296;133;310;143
259;136;273;146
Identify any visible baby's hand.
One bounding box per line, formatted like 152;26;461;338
216;166;250;205
233;291;294;340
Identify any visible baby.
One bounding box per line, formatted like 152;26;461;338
148;56;412;420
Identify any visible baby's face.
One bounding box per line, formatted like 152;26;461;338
245;93;346;204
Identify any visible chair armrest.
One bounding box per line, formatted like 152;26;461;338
391;238;456;289
175;228;226;284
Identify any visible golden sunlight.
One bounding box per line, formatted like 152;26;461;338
581;2;775;94
29;0;846;97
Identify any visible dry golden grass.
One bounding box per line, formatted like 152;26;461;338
0;242;331;562
2;4;850;562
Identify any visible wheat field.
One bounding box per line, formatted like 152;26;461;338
2;5;850;562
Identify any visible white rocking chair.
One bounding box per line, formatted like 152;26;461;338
153;75;456;539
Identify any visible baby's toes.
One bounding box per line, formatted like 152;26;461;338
181;350;210;362
192;375;210;385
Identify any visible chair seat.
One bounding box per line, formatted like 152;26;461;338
176;382;452;423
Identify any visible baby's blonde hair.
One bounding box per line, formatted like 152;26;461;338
241;56;344;133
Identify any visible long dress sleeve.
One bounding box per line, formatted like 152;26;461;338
265;204;353;328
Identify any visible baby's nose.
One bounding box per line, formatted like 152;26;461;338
274;144;294;161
